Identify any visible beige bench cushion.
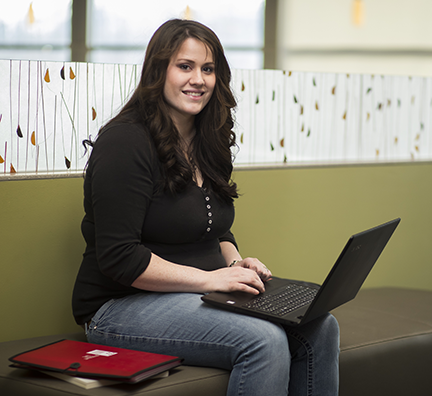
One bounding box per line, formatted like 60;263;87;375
334;287;432;396
1;288;431;396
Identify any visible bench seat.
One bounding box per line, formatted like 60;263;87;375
1;288;431;395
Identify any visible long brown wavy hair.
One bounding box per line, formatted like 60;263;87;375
108;19;238;203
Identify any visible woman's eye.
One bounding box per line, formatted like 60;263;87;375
179;64;191;70
203;67;214;73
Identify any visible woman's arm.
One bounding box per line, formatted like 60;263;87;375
220;240;242;265
131;241;271;294
131;252;267;295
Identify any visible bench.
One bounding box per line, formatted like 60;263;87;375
1;288;431;395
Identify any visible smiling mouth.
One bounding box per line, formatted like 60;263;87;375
183;91;204;97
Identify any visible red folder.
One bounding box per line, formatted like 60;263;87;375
9;339;182;384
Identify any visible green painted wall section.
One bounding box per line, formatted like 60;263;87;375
1;177;85;342
1;162;431;342
232;163;432;290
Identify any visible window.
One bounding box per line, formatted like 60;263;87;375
0;0;265;69
87;0;265;69
0;1;71;61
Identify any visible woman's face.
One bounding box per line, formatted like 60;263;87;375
163;38;216;128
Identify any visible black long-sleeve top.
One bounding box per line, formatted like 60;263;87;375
72;122;237;325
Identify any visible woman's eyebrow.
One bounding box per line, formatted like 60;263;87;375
175;58;215;66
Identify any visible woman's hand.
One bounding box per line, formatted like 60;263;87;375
205;265;268;295
231;257;272;283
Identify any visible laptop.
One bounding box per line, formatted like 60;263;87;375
202;218;400;326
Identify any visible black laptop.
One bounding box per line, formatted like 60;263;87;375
202;218;400;326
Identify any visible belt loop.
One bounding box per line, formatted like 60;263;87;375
84;322;88;336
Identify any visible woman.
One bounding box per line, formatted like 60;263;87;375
72;19;339;396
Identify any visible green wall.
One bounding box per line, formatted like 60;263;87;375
1;162;431;342
1;177;85;342
232;163;432;290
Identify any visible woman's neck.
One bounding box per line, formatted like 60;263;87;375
172;117;196;152
175;118;203;187
170;111;195;141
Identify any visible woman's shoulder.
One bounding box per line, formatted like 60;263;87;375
88;120;158;170
92;120;156;156
97;120;152;145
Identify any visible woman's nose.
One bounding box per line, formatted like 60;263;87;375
190;69;204;86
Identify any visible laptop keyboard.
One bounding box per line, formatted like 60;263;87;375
242;284;318;317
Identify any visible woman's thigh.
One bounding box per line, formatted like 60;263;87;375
86;292;290;371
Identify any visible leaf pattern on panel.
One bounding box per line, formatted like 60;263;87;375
65;156;71;169
10;163;16;173
2;61;432;175
0;155;4;164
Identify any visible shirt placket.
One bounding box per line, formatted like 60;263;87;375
205;194;213;234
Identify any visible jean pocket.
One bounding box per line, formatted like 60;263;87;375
88;298;118;330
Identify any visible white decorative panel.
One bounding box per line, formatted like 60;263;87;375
0;60;140;175
1;59;431;177
232;69;432;165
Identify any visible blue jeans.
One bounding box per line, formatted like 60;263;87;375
86;292;339;396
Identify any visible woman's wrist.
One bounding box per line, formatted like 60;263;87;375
229;259;240;267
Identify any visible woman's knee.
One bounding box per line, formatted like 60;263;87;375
229;318;291;386
242;318;290;359
319;313;340;343
307;313;340;361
